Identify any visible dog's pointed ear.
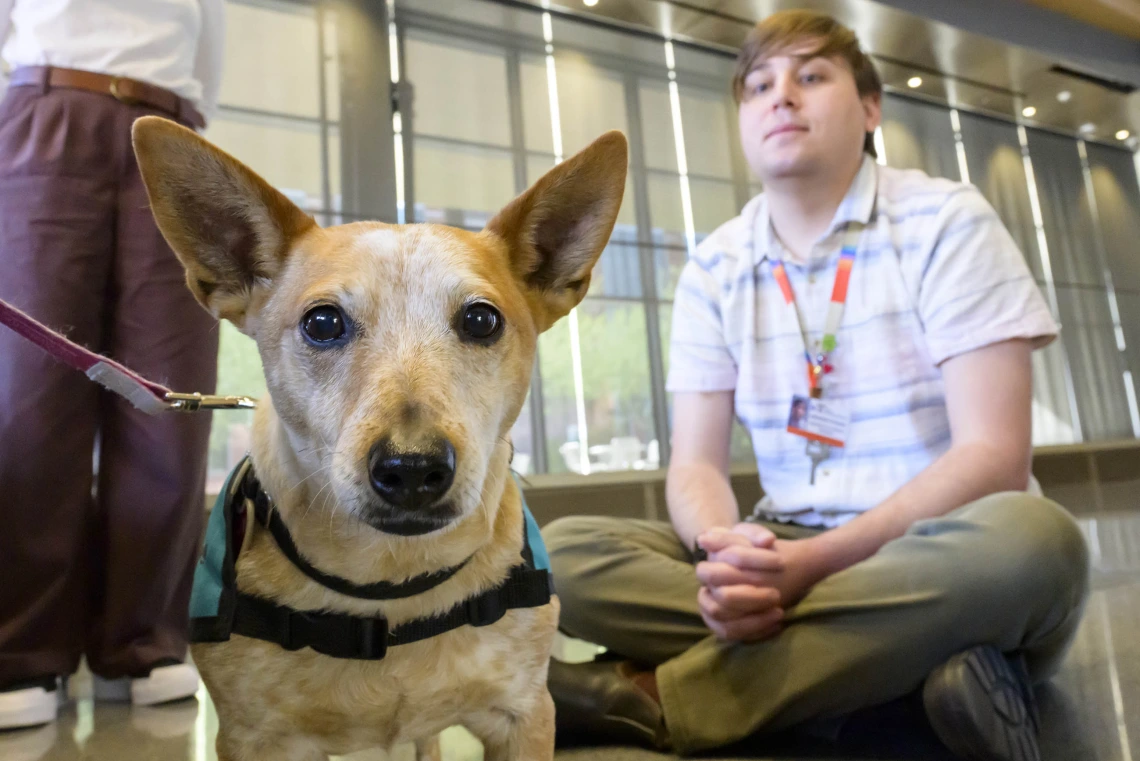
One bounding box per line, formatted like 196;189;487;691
485;131;628;331
131;116;316;328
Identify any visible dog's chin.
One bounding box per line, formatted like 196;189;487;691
360;503;458;537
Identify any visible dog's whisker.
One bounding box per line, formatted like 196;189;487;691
301;478;335;525
289;465;327;497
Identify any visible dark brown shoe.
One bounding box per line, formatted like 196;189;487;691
547;658;670;750
924;645;1040;761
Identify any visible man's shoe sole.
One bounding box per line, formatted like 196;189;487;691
923;645;1040;761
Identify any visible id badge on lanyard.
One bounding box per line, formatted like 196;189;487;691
771;228;860;484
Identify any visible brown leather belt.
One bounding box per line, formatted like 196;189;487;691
8;66;206;129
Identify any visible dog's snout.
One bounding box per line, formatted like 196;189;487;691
368;438;456;509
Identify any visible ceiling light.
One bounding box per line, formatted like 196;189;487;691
1057;90;1072;103
1117;129;1131;141
1022;106;1036;118
907;76;922;88
583;0;598;5
1080;122;1097;135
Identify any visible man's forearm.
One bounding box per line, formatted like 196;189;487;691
807;441;1032;580
665;462;741;550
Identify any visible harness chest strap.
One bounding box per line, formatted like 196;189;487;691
189;457;554;661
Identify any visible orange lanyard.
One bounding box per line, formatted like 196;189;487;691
770;239;857;398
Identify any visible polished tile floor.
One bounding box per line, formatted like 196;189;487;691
4;511;1139;761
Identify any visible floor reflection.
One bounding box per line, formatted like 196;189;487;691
3;512;1138;761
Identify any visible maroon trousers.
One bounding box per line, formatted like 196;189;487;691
0;85;218;683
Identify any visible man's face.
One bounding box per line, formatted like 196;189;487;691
738;42;880;183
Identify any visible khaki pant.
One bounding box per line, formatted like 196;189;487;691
544;492;1090;753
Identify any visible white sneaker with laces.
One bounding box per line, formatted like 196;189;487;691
93;662;200;706
0;679;59;730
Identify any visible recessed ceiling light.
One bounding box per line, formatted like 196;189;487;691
907;76;922;88
1080;122;1097;135
1057;90;1072;103
1022;106;1037;118
1117;129;1131;141
583;0;598;6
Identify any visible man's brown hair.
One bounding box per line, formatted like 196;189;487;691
733;10;883;156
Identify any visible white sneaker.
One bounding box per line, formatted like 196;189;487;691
93;663;200;706
0;679;59;730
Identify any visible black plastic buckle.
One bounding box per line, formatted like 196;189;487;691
466;593;506;627
283;610;389;660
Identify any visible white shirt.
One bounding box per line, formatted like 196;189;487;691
0;0;225;123
666;156;1057;528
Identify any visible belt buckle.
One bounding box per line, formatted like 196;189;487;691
109;76;140;106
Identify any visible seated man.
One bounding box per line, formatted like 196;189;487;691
544;10;1089;761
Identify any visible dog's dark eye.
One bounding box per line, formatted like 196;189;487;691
301;305;347;344
461;302;503;343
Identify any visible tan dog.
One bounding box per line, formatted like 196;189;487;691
130;116;627;761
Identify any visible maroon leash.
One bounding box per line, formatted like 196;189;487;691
0;297;255;414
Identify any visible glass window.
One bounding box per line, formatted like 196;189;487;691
322;8;341;122
326;128;342;221
588;241;642;300
397;0;546;39
205;113;326;213
405;32;512;147
554;54;629;157
646;173;688;299
678;88;735;180
220;1;320;118
520;56;555;154
540;300;655;473
689;177;738;239
639;81;678;173
413;139;515;224
207;323;267;494
646;172;685;245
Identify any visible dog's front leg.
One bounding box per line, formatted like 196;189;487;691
468;690;555;761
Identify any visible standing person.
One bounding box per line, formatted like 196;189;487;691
0;0;225;729
545;10;1088;761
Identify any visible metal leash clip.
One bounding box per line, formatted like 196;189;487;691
164;392;258;412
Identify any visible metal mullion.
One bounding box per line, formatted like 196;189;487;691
506;47;550;474
624;71;672;468
395;20;415;222
316;3;332;226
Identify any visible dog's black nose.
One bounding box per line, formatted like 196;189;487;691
368;438;456;509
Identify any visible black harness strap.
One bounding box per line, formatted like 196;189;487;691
231;567;553;660
217;457;554;661
242;467;472;601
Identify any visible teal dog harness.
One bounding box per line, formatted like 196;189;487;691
190;457;553;660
